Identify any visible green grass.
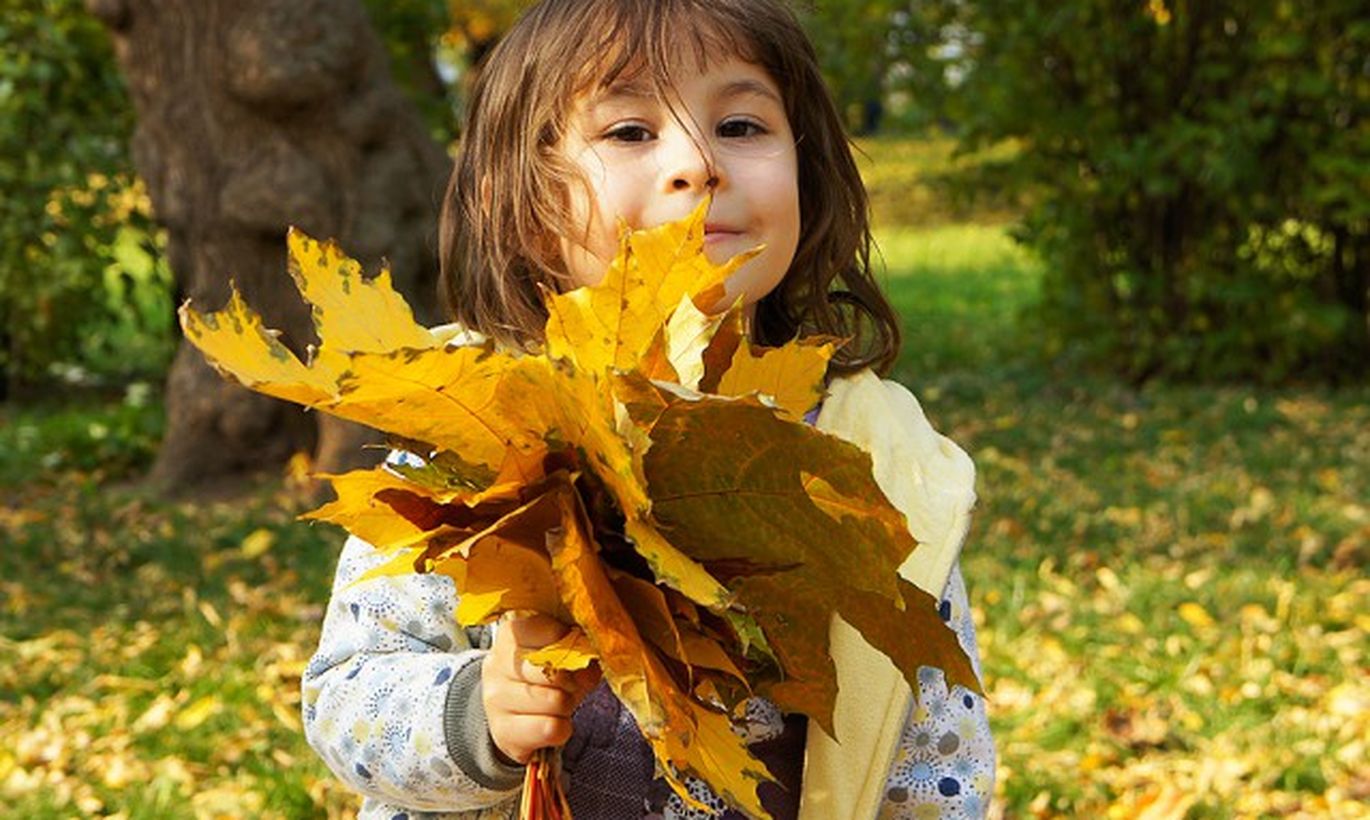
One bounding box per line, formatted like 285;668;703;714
2;182;1366;818
0;459;346;817
878;224;1043;379
877;225;1368;817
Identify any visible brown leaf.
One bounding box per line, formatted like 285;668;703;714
542;482;775;818
645;395;982;732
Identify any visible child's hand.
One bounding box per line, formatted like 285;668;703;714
481;613;601;765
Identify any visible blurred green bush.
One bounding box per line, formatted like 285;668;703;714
896;0;1368;382
0;0;173;393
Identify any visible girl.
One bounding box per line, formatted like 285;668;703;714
302;1;995;818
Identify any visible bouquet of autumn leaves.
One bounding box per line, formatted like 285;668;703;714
180;202;981;819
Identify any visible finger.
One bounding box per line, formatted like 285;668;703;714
508;612;570;649
517;657;578;688
486;679;577;717
492;714;574;762
484;630;563;685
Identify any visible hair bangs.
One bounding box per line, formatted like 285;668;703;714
565;0;761;99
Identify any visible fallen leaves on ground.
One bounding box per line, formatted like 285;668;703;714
954;375;1370;819
5;221;1367;818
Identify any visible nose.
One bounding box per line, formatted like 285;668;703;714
661;129;720;194
671;174;719;192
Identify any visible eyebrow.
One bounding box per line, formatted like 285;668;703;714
590;79;655;106
719;79;783;106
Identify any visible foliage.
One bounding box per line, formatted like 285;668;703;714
4;224;1367;817
178;206;975;817
442;0;527;55
0;383;163;485
434;0;528;126
897;0;1370;382
796;0;898;134
0;0;173;388
797;0;979;135
359;0;459;142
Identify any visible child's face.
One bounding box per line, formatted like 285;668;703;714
560;55;800;317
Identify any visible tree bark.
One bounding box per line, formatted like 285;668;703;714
90;0;450;487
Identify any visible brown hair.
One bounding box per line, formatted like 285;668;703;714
438;0;901;376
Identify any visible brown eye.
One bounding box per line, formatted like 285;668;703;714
605;124;653;142
718;118;766;139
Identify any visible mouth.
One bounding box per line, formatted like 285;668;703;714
703;224;743;244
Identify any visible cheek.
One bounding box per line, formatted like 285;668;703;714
559;154;623;289
567;154;605;230
751;151;800;229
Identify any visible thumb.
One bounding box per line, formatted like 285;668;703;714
506;612;570;650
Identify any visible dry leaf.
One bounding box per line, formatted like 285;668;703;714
180;201;978;818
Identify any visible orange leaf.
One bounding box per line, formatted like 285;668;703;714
542;482;775;818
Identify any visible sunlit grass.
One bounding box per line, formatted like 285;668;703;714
875;224;1041;380
0;475;346;818
855;135;1022;229
1;139;1365;818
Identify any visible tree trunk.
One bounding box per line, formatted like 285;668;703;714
90;0;450;488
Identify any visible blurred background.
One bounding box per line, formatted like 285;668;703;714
0;0;1365;817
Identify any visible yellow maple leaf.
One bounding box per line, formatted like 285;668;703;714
287;230;437;354
715;335;836;421
180;287;337;406
524;628;598;672
181;203;979;819
543;199;755;376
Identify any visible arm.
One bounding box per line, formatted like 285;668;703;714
301;534;524;812
878;562;996;817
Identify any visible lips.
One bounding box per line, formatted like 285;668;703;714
703;223;743;244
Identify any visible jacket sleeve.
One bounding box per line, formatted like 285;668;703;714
876;562;996;817
301;534;523;813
